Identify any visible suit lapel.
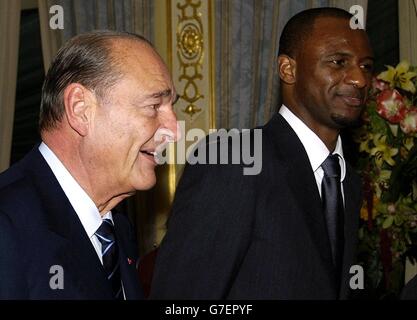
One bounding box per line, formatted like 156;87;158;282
266;115;361;298
113;212;144;300
27;149;113;299
339;165;361;299
266;115;338;292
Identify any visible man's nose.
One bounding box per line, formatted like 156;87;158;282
161;108;181;142
345;65;369;89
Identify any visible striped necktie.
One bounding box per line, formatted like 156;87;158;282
95;218;123;299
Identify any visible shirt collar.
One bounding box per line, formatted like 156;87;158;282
333;135;346;182
38;142;113;237
279;105;346;182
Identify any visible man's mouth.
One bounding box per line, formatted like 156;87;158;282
140;144;170;165
141;150;156;156
337;94;364;107
339;96;363;107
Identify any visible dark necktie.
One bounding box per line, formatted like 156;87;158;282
95;218;123;299
321;154;344;277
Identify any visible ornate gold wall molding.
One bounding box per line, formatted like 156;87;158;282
170;0;216;127
153;0;216;245
176;0;205;119
169;0;216;188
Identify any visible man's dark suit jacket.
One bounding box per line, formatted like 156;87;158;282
0;146;143;299
401;275;417;299
150;113;362;299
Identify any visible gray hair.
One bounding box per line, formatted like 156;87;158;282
39;30;152;131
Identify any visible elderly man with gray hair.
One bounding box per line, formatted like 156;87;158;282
0;31;179;299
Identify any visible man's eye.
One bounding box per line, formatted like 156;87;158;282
361;63;374;72
150;104;160;110
331;59;346;66
173;94;180;105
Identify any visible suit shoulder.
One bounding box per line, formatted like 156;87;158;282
0;173;40;223
0;172;35;201
0;160;25;189
401;275;417;300
0;145;43;190
184;129;264;179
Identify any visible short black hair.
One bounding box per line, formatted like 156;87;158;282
278;7;353;58
39;30;152;131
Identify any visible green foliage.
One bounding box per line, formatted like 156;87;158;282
354;61;417;299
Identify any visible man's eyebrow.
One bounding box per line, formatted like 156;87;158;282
326;52;375;61
145;89;172;99
363;56;375;61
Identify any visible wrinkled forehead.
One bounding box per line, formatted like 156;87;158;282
110;39;173;93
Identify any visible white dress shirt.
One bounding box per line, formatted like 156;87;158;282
39;142;127;299
279;105;346;202
38;142;112;263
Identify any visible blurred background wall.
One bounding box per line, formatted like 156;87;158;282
0;0;415;259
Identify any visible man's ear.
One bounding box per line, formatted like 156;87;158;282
63;83;95;136
278;55;296;85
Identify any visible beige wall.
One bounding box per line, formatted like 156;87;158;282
399;0;417;65
0;1;21;173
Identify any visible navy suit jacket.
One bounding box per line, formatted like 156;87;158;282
150;114;362;299
0;146;144;299
401;275;417;300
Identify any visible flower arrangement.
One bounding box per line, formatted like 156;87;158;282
354;61;417;298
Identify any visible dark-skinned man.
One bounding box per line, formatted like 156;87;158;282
150;7;374;299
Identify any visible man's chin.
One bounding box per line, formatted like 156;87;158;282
331;112;363;129
132;175;157;191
